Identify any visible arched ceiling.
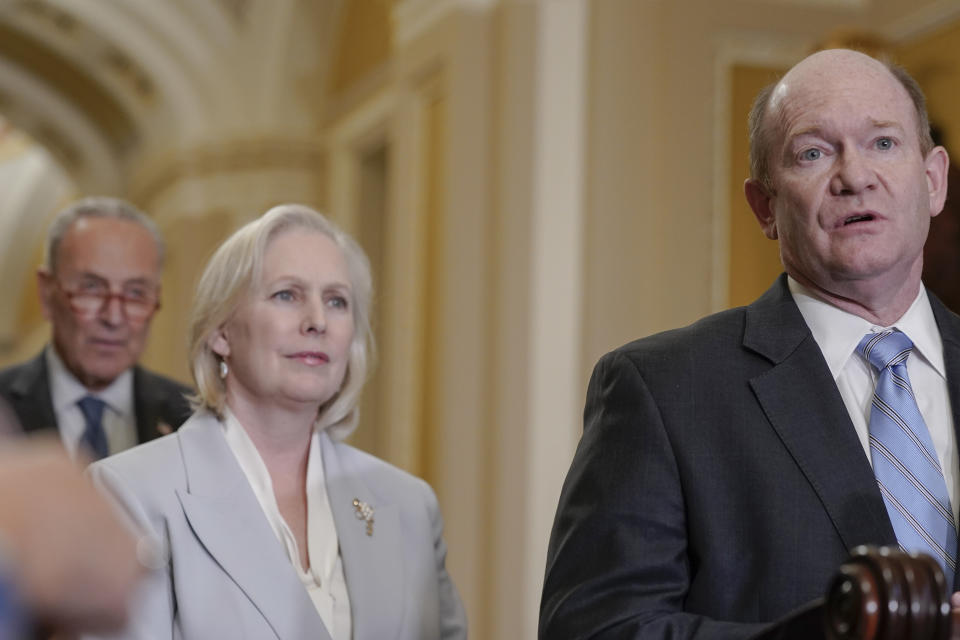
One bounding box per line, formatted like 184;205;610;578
0;0;359;356
0;0;347;192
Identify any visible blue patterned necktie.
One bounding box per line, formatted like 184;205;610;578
77;395;108;460
858;329;957;577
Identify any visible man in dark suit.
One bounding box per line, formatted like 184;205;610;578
0;197;191;460
541;49;960;638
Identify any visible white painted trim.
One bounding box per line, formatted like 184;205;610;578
0;149;70;351
328;89;398;153
392;0;495;47
329;82;426;473
380;84;431;474
525;1;588;637
747;0;867;6
327;88;397;237
881;0;960;42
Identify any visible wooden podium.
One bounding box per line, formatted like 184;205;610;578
754;546;952;640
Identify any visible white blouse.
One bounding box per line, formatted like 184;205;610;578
221;409;352;639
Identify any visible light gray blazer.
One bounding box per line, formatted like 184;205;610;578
86;411;467;640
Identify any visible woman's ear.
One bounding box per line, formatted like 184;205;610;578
208;329;230;358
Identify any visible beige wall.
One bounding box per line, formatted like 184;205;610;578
899;19;960;156
727;64;786;309
4;1;960;637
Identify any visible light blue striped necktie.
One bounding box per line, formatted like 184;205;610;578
858;329;957;577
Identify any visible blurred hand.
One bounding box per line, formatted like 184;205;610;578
0;438;142;634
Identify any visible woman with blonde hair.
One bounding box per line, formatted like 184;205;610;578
87;204;467;640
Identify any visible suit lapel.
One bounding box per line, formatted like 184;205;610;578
930;295;960;590
175;415;329;640
132;366;167;443
745;276;896;550
321;433;403;640
7;353;58;434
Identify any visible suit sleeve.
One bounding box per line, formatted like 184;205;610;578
422;480;469;640
83;463;175;640
539;351;765;640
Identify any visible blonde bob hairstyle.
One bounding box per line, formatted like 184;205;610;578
187;204;374;441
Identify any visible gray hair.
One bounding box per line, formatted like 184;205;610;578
748;55;935;193
45;197;165;273
187;203;374;441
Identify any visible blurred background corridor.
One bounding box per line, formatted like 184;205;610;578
1;0;960;636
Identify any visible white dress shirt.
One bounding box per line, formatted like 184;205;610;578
221;409;352;640
45;346;137;459
789;277;959;522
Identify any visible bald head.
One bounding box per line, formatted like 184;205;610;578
741;47;950;325
748;49;933;193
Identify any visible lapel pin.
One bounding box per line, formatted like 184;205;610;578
157;421;173;436
352;498;374;536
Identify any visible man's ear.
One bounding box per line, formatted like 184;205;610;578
744;178;778;240
925;145;950;218
36;267;54;322
208;328;230;358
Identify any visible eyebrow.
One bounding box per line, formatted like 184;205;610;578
869;119;906;132
266;275;351;290
75;272;156;286
790;119;904;138
785;118;908;148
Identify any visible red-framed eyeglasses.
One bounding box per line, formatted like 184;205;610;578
53;279;160;322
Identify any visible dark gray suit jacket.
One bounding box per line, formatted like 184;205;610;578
0;351;192;444
540;275;960;639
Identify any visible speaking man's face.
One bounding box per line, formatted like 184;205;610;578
748;50;948;295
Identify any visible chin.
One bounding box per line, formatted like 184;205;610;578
91;365;132;383
282;387;337;407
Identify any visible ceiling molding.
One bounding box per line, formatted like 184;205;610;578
0;50;121;192
130;137;327;205
744;0;869;6
392;0;495;47
0;19;137;156
881;0;960;42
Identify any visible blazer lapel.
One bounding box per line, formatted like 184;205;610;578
744;276;896;550
132;366;170;443
930;294;960;590
7;352;58;434
321;433;403;640
175;415;329;640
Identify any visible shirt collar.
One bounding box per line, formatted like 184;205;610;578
45;345;134;416
221;407;275;498
787;276;945;380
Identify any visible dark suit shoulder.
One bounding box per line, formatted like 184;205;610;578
599;307;754;392
134;366;192;397
0;353;46;394
930;289;960;342
0;361;23;386
0;353;56;433
614;306;748;359
132;366;194;434
603;275;803;377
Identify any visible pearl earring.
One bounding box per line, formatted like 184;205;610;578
219;360;228;379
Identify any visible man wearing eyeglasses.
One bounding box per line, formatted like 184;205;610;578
0;197;191;461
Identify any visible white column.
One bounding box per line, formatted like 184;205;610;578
524;0;588;636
